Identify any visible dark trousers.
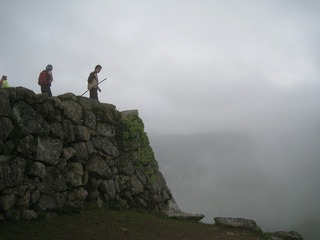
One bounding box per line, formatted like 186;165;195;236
41;85;52;97
89;88;98;100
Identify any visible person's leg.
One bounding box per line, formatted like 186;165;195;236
41;86;52;96
90;89;98;100
46;86;52;97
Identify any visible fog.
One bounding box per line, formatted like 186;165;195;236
150;86;320;239
1;1;320;239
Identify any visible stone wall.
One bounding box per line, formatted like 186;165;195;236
0;87;175;220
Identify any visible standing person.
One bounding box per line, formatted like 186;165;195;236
38;64;53;96
1;75;9;88
87;65;102;101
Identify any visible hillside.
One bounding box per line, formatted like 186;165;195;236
0;206;267;240
0;87;304;240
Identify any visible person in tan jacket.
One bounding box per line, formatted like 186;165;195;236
87;65;102;101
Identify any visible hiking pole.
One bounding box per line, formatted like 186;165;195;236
81;77;107;97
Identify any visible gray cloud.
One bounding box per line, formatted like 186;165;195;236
1;1;320;238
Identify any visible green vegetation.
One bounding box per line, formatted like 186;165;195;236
117;114;159;182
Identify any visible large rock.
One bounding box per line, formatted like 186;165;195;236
130;176;144;195
27;162;46;179
37;194;56;211
35;137;63;165
214;217;262;233
97;123;115;137
63;162;84;187
163;199;205;221
0;156;26;190
270;231;304;240
12;101;49;136
38;167;67;194
68;187;88;202
82;110;96;130
62;120;76;143
99;180;116;200
85;155;112;179
0;89;13;117
0;194;15;211
0;117;13;142
71;142;88;163
91;136;119;157
17;135;35;156
61;99;83;125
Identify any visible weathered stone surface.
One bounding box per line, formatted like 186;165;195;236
61;147;76;160
62;120;76;143
12;101;49;136
38;168;67;194
37;194;56;211
17;135;35;156
71;142;88;163
68;188;88;201
12;185;27;197
116;154;135;175
0;117;13;142
50;122;64;140
97;123;115;137
64;162;83;187
82;110;96;130
266;237;283;240
271;231;304;240
76;126;91;141
27;162;46;179
16;190;31;208
37;100;61;123
152;172;167;192
130;176;144;195
54;192;67;209
14;87;35;104
0;194;15;211
21;209;38;220
99;180;116;200
94;104;115;123
0;89;13;117
0;156;26;190
164;199;205;221
35;137;63;165
61;99;82;124
58;92;77;102
214;217;262;233
31;189;40;204
91;136;119;157
0;88;198;226
85;155;112;179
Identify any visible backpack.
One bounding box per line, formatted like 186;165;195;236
38;70;48;86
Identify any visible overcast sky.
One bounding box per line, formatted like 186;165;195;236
1;1;320;236
1;0;320;135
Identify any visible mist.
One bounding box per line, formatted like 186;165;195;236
1;1;320;239
150;84;320;239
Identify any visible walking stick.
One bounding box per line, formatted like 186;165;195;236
81;78;107;97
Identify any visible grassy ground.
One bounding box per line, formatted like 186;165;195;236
0;207;266;240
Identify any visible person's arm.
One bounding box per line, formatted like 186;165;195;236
48;71;53;82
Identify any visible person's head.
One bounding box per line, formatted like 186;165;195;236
1;75;7;81
46;64;53;71
94;65;102;73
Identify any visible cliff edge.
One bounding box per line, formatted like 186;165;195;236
0;87;203;221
